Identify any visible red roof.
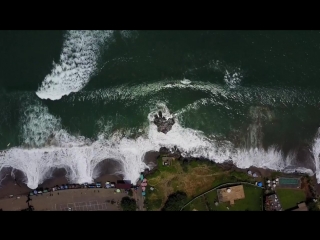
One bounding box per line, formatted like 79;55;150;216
115;183;132;189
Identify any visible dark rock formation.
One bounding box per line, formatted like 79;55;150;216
153;111;175;134
159;146;181;159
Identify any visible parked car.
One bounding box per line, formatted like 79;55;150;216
88;184;96;188
96;182;102;188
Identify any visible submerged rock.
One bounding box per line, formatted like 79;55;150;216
153;111;175;134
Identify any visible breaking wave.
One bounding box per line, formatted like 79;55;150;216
36;30;114;100
0;102;314;189
312;128;320;182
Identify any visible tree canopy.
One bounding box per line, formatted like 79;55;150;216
162;191;188;211
121;197;137;211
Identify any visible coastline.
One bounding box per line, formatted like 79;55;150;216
0;147;318;201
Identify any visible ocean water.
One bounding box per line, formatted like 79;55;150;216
1;30;320;189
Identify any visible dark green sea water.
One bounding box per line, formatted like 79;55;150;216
1;30;320;188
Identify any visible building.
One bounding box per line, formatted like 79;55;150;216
292;202;308;211
217;185;245;205
278;177;301;189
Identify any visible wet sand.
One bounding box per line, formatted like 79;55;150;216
0;168;30;199
0;159;125;200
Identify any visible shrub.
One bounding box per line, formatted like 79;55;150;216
120;197;136;211
162;191;188;211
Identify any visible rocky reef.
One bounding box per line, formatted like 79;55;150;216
153;111;175;134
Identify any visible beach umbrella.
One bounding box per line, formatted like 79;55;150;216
267;180;271;183
142;187;146;191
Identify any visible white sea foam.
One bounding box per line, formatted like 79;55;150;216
312;128;320;182
224;69;242;88
36;30;114;100
180;79;191;85
0;102;313;189
20;104;62;147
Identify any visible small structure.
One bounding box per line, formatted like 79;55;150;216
247;170;252;176
257;182;263;187
217;185;245;205
162;157;175;166
292;202;308;211
278;177;301;189
252;173;258;177
150;187;154;191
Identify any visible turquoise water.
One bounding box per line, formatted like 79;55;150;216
1;30;320;189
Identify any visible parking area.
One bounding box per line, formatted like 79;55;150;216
27;188;127;211
58;200;108;211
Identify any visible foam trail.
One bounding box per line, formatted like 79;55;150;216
36;30;114;100
66;80;320;109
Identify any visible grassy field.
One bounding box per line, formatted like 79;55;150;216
205;185;263;211
185;196;208;211
144;157;258;211
276;188;306;210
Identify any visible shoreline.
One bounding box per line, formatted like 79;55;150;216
0;147;318;200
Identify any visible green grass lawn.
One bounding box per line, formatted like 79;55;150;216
206;185;263;211
186;196;208;211
144;156;258;211
276;188;306;210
